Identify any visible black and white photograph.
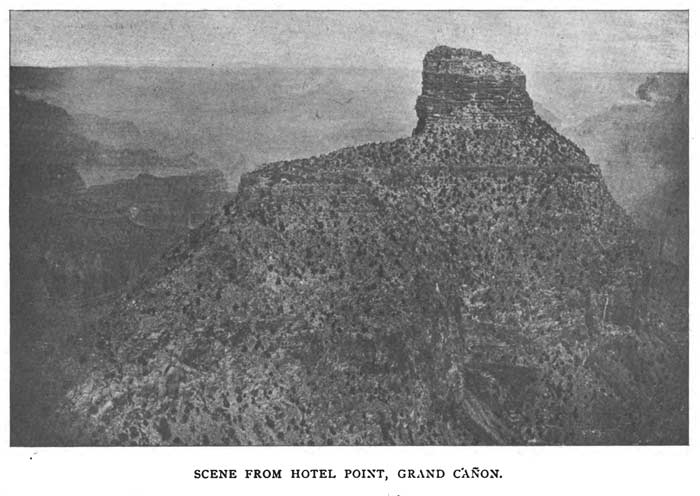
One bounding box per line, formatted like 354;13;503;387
7;9;689;450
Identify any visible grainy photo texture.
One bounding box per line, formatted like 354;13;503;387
9;11;688;446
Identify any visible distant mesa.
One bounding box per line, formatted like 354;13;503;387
414;46;535;134
635;72;688;104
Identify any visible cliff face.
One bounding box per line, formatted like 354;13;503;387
55;47;686;446
415;46;534;133
10;92;87;196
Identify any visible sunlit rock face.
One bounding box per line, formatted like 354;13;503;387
415;46;535;133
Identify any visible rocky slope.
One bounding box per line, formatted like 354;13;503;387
57;47;687;446
10;92;234;445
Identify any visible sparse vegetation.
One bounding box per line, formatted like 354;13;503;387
51;48;687;446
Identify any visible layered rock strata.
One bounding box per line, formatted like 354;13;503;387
415;46;534;133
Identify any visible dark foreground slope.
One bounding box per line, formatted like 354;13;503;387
58;47;687;445
11;92;233;316
10;92;233;445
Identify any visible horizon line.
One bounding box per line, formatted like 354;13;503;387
8;64;688;74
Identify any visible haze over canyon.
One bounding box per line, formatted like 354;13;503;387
10;42;687;445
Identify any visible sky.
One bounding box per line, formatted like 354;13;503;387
10;11;689;73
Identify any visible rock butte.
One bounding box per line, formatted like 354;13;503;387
57;46;687;446
415;46;534;133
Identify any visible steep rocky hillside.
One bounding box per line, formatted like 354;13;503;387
10;93;234;445
58;47;687;446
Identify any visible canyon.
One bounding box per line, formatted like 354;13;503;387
10;91;233;444
45;47;686;446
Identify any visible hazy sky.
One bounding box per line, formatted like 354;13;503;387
10;11;688;73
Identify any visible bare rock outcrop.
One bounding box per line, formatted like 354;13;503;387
415;46;535;133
